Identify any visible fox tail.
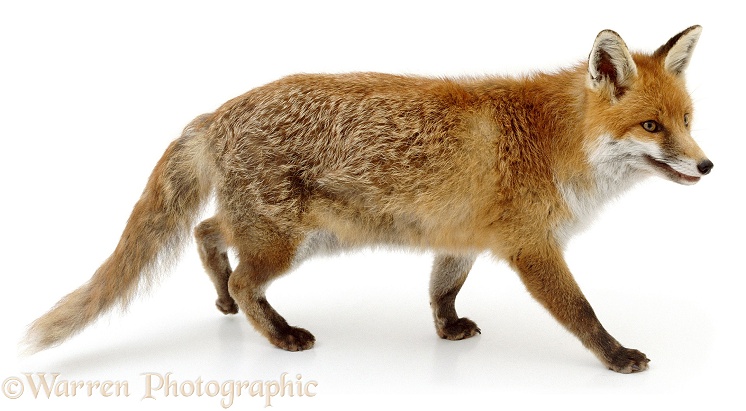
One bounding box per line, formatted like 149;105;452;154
23;114;215;354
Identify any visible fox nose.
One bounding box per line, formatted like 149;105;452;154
697;159;714;175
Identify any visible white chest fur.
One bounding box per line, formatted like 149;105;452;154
554;134;648;246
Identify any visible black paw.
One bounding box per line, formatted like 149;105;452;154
607;347;650;373
215;298;238;315
271;327;316;351
437;317;481;340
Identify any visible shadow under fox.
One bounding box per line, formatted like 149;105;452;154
25;26;712;373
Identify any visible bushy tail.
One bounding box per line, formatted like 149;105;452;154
23;114;215;354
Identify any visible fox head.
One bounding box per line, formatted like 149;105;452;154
584;25;712;185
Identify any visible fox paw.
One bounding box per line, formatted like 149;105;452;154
607;347;650;373
215;298;239;315
271;327;316;352
437;317;481;340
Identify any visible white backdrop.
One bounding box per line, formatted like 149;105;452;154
1;1;743;410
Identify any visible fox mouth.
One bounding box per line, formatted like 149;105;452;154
644;155;701;185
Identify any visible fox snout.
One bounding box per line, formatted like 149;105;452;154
654;134;713;184
640;149;713;186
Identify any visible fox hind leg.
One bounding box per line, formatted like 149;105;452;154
195;216;238;315
430;254;481;340
229;230;315;351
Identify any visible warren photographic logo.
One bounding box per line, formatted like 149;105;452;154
3;372;317;408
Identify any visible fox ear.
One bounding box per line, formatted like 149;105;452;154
588;30;637;100
654;25;702;75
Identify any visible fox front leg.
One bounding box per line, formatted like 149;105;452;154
429;254;481;340
509;244;650;373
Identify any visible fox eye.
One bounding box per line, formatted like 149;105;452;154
641;120;661;133
684;113;690;127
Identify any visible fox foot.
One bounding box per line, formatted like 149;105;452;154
437;317;481;340
606;347;650;374
270;327;316;351
215;298;239;315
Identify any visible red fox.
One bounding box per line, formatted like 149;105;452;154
24;26;711;373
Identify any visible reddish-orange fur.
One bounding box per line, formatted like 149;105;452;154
24;27;711;373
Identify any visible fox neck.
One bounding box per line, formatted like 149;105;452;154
554;133;649;246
